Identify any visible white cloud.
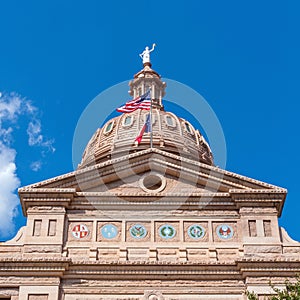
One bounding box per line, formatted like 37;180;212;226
27;120;55;153
27;120;43;146
24;101;37;115
30;160;42;172
0;94;21;121
0;142;20;237
0;92;55;152
0;92;55;238
0;127;13;144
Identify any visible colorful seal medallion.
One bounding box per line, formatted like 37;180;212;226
187;224;205;239
71;224;89;239
159;224;176;239
101;224;118;239
217;224;234;239
130;224;147;239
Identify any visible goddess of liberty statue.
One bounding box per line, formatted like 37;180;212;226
139;43;156;64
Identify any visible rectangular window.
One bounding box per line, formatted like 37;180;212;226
263;220;272;237
33;220;42;236
47;220;57;236
248;220;257;237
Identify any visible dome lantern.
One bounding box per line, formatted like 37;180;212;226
129;44;166;110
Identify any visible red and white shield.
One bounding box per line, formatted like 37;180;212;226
71;224;89;239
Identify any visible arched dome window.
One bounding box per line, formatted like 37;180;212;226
122;115;133;127
104;120;114;135
183;121;194;135
165;115;176;128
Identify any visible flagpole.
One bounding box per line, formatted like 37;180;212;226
150;89;153;149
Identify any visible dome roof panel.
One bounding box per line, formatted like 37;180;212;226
79;109;213;168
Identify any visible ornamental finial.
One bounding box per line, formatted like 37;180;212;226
139;43;156;65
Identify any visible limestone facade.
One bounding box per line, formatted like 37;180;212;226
0;62;299;299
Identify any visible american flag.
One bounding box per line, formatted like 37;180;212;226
116;90;151;113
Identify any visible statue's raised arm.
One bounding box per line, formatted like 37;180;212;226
140;43;156;64
149;43;156;52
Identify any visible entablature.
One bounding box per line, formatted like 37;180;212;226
0;257;70;277
18;189;75;216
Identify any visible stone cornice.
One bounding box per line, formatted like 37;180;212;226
17;189;286;215
230;190;286;216
18;189;75;216
66;260;241;279
77;192;230;197
67;259;300;279
0;257;70;276
19;148;284;191
0;257;70;263
71;260;237;266
18;188;76;193
0;257;299;279
230;189;287;195
17;148;287;215
237;258;300;277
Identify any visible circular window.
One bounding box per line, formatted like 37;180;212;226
139;174;166;193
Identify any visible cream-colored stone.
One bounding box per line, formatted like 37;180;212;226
0;56;298;300
19;286;59;300
245;245;282;254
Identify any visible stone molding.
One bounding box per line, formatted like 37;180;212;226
0;258;70;276
17;148;287;217
19;148;284;191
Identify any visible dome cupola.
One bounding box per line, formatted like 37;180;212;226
79;45;213;168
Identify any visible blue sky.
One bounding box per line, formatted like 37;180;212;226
0;1;299;241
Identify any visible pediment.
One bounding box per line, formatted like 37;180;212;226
18;148;287;215
19;148;286;194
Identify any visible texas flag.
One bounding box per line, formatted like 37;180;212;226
134;114;151;146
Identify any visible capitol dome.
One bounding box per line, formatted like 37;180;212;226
79;62;213;168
